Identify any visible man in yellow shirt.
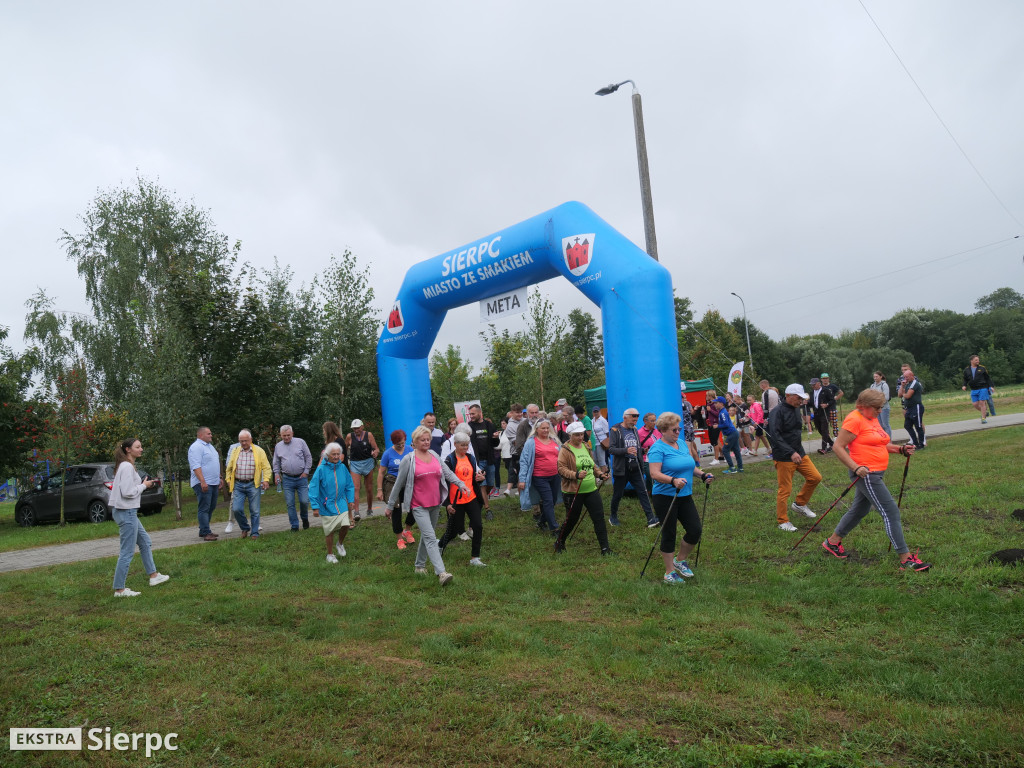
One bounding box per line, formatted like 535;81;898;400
225;429;273;539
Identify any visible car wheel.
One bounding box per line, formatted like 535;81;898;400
87;500;110;523
15;504;36;527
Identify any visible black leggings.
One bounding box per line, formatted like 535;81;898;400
383;474;415;535
556;490;610;551
439;496;483;558
653;492;702;554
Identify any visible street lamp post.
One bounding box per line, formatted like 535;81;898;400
731;292;753;375
595;80;658;261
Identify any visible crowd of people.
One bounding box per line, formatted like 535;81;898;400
109;353;1003;594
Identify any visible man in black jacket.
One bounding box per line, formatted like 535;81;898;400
962;354;996;422
467;404;499;508
608;408;657;528
768;384;821;532
809;378;835;453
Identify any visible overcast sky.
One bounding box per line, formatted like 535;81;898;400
3;1;1022;372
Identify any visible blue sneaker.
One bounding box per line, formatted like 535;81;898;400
722;468;736;474
673;559;694;578
609;515;620;527
663;572;686;585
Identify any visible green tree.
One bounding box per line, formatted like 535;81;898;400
975;287;1024;313
0;326;32;478
522;289;566;411
679;309;746;392
295;251;380;434
429;345;475;415
478;327;534;416
557;308;604;405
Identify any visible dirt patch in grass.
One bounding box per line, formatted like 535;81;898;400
1011;509;1024;522
990;549;1024;566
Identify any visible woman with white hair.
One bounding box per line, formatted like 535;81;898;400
309;442;357;563
440;422;475;462
517;419;562;534
439;431;488;567
386;425;470;586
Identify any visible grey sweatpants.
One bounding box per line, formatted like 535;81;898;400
412;505;446;573
833;470;909;554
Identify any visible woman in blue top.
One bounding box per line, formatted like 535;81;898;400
647;412;714;585
309;442;357;564
377;429;417;550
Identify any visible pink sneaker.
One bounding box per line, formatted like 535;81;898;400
402;530;416;544
396;537;407;550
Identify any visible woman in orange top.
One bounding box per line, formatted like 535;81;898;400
439;432;487;567
823;389;930;571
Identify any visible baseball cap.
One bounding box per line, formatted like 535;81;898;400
350;419;363;428
785;384;810;399
592;406;600;412
566;421;586;435
714;396;727;405
555;398;567;407
809;377;820;385
821;373;830;378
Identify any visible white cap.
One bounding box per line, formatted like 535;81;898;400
350;419;364;428
566;421;586;435
784;384;810;400
555;398;567;407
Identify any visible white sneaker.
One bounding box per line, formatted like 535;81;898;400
502;489;511;496
114;588;141;597
326;554;339;564
741;448;750;456
225;521;234;534
439;572;454;586
149;573;170;587
469;557;487;567
259;526;264;533
336;543;346;558
415;567;428;575
458;532;471;541
709;459;721;466
791;502;816;518
778;522;798;532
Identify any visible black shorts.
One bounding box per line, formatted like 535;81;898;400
707;427;721;443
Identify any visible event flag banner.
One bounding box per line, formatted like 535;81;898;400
454;400;481;424
479;286;528;323
728;361;744;396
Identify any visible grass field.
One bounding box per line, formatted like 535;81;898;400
2;426;1023;767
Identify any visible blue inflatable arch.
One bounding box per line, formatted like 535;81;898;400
377;201;681;437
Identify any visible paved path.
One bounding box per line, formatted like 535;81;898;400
2;412;1021;575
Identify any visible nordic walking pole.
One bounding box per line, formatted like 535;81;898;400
565;474;608;546
639;486;683;580
693;481;711;567
888;452;912;553
789;477;859;555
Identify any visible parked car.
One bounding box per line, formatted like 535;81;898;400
14;463;166;527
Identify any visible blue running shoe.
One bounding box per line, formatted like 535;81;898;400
663;572;686;585
673;559;694;578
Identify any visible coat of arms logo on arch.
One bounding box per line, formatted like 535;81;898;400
386;301;404;334
562;233;594;276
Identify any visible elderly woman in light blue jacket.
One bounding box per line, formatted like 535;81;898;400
387;425;470;586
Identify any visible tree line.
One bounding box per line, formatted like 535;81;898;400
2;176;1020;514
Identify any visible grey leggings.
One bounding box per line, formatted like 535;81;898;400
833;470;908;554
